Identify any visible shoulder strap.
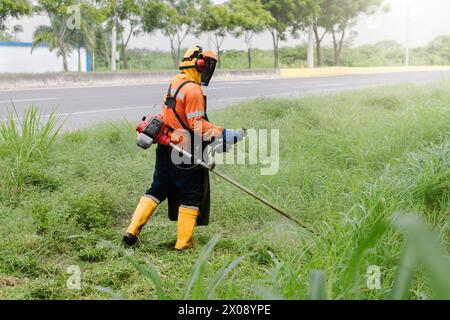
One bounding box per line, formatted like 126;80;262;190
174;80;194;100
166;80;195;132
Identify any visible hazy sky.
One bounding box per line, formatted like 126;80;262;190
7;0;450;50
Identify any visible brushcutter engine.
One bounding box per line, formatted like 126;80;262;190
136;114;171;149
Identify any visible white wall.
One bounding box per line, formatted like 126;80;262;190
0;44;87;73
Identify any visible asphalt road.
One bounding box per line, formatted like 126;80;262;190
1;70;449;130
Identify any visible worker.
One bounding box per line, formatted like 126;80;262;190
123;46;245;250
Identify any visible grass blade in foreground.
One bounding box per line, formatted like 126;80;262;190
390;242;418;300
183;235;221;300
204;256;245;299
100;241;167;300
391;214;450;300
345;219;389;297
307;270;327;300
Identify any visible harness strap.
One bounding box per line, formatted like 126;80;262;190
165;80;195;133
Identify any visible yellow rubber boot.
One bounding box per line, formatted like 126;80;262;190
175;206;199;251
123;197;158;245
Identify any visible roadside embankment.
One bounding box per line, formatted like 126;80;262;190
0;69;280;90
1;66;449;90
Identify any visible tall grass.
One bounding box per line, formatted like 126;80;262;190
0;106;61;189
103;212;449;300
265;213;449;300
100;236;244;300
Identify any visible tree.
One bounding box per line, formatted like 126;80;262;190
33;0;76;71
68;3;103;71
312;0;332;67
101;0;148;69
0;0;31;32
158;0;200;68
93;26;111;69
260;0;296;68
228;0;274;69
424;36;450;65
312;22;325;66
33;0;102;72
141;0;166;38
314;0;386;66
290;0;320;67
197;0;231;69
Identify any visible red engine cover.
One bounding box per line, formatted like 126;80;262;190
136;119;148;134
136;114;170;147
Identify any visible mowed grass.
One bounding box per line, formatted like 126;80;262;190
0;80;449;300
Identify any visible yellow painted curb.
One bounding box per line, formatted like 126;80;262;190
280;66;450;78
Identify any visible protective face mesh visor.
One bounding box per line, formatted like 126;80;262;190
201;57;217;87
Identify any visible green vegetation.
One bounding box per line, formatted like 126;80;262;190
0;0;30;41
0;81;449;299
18;0;387;71
0;0;31;32
339;37;450;67
33;0;103;72
120;37;450;71
0;106;61;191
5;1;448;71
312;0;387;66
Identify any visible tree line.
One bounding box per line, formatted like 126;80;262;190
123;36;450;71
1;0;387;71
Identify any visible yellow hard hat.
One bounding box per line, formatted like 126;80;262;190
179;46;217;86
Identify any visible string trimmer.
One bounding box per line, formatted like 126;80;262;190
136;114;313;233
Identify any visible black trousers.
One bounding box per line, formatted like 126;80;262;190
146;144;204;208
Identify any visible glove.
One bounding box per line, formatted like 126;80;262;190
222;129;246;144
213;129;246;153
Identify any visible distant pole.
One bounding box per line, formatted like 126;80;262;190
405;47;409;67
111;21;117;71
307;22;314;68
405;0;411;67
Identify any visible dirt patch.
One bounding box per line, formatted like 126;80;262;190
0;274;23;287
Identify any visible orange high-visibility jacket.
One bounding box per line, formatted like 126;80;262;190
163;74;223;144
